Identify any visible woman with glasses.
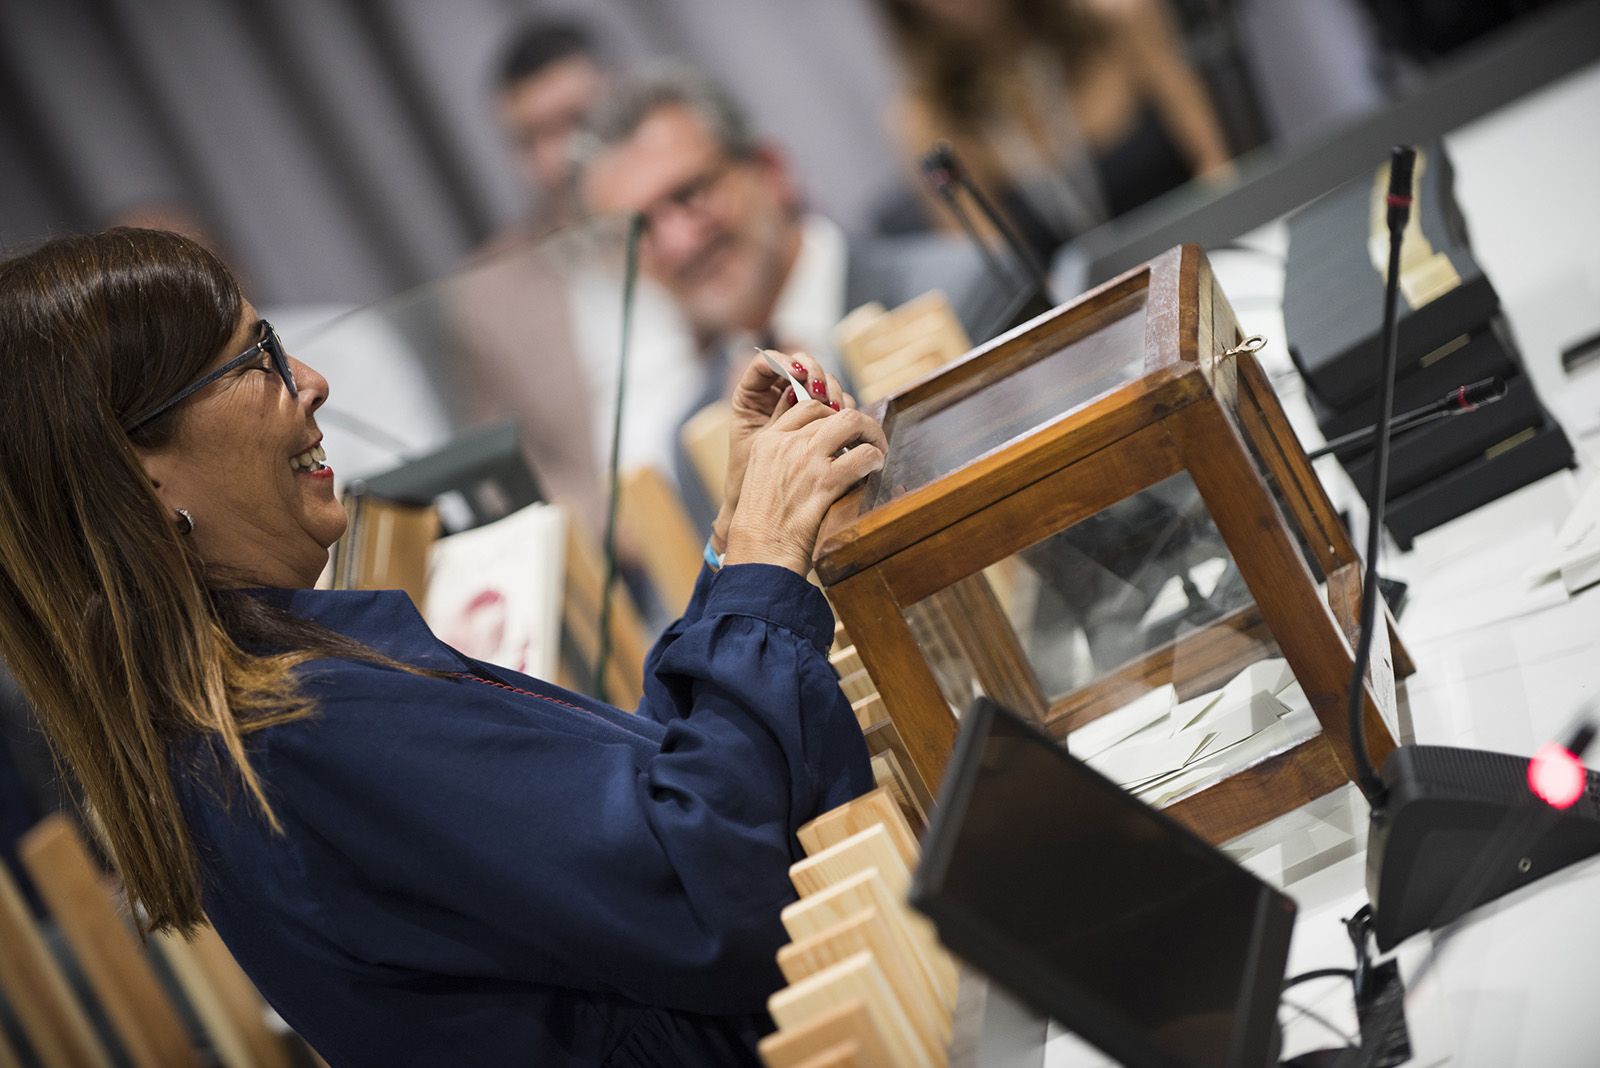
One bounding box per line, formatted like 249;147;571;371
0;228;886;1067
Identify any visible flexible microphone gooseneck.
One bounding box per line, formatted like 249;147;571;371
1344;145;1417;807
1306;376;1507;460
594;213;645;702
919;142;1057;335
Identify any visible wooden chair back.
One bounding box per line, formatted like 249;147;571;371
19;814;200;1068
154;925;295;1068
834;292;971;404
617;465;704;612
679;402;732;505
0;857;111;1068
558;519;648;707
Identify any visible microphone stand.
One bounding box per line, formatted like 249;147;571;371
594;213;645;702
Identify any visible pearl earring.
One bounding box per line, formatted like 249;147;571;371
174;508;195;536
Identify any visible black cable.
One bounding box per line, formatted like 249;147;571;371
1281;967;1356;992
1344;146;1416;806
1307;408;1452;460
594;213;645;701
1280;998;1359;1048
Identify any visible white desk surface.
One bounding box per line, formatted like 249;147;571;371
1037;60;1600;1068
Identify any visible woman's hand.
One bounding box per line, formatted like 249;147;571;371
722;400;887;576
712;350;846;552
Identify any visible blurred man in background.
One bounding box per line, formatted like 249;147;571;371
576;63;1009;528
494;19;610;235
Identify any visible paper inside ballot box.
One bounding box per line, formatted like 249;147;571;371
1069;659;1300;788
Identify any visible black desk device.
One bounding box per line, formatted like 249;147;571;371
910;697;1297;1068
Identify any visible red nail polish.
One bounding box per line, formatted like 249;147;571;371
784;387;796;404
829;400;841;411
810;379;827;396
791;362;809;380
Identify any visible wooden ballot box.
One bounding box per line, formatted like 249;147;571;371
814;245;1412;844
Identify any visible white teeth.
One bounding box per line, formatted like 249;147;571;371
290;448;325;472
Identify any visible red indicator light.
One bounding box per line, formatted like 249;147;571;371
1528;742;1586;810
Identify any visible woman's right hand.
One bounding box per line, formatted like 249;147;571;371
722;400;887;576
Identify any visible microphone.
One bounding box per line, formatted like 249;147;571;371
918;142;1056;336
1342;147;1600;965
1306;376;1507;460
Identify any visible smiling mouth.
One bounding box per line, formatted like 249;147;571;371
290;444;327;473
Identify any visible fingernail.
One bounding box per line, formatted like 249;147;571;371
810;380;827;396
791;362;809;380
784;387;797;404
829;400;841;411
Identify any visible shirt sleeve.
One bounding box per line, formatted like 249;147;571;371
261;562;873;1017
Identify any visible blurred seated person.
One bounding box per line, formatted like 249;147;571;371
456;20;703;545
576;63;1011;529
494;17;610;237
875;0;1233;252
0;228;884;1066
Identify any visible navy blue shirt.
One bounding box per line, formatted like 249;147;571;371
172;563;873;1067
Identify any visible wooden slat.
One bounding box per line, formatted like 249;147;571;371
758;1001;894;1068
835;669;878;705
868;751;926;834
782;869;958;1005
560;521;647;707
777;908;951;1049
791;1040;868;1067
617;466;704;613
155;925;295;1068
790;825;912;899
829;646;864;680
860;721;935;827
850;693;887;731
0;1025;21;1068
335;496;439;608
0;859;110;1068
768;951;938;1067
20;815;200;1068
679;402;731;504
798;788;919;867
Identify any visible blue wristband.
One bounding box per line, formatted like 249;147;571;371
704;537;726;571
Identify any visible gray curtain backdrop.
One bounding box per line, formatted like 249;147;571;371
0;0;903;308
0;0;1390;308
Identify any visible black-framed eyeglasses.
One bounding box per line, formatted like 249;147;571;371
124;319;298;433
635;159;735;236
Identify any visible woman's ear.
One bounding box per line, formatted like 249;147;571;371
134;444;181;509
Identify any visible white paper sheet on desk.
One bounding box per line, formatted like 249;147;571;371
1067;683;1175;761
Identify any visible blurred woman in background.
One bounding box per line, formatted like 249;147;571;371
877;0;1233;251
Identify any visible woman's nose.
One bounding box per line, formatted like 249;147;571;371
290;357;329;414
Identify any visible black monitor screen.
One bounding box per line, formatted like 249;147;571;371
911;698;1296;1068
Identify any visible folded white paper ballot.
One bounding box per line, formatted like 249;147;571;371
1066;683;1176;761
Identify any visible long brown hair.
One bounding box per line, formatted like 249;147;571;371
878;0;1111;128
0;229;393;932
